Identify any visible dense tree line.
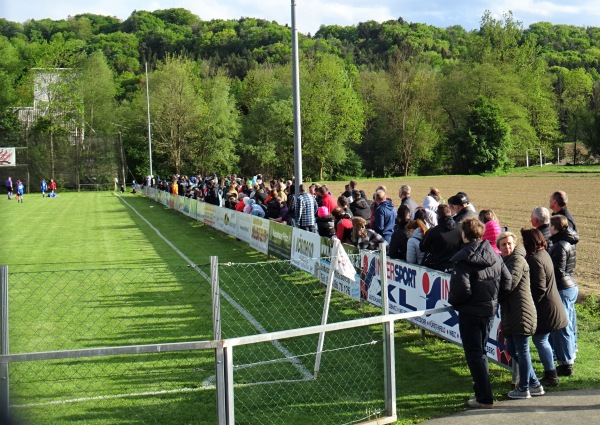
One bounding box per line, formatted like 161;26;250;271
1;8;599;182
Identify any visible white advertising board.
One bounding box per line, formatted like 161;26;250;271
291;228;321;276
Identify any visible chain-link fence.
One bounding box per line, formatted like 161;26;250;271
6;265;217;425
217;258;392;425
2;256;443;424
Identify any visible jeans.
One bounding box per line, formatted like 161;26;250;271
458;313;494;404
532;332;555;371
551;285;578;364
505;334;539;389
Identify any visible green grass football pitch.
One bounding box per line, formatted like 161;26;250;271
0;191;392;424
7;191;593;424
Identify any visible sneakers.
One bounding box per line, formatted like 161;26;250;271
557;364;573;376
508;387;531;399
467;398;494;409
530;384;545;397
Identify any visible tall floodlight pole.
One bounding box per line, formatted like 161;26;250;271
145;62;153;178
291;0;303;196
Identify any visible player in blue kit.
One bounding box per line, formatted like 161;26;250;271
41;179;47;198
16;179;24;203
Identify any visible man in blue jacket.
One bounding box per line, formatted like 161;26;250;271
372;189;396;244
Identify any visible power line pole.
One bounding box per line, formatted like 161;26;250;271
145;62;153;179
291;0;303;195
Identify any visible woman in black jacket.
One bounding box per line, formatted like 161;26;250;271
497;232;544;399
389;205;410;260
420;204;462;271
548;214;579;377
349;190;371;221
521;228;568;387
449;218;511;409
316;206;336;238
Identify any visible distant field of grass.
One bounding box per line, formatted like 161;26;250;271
1;188;598;425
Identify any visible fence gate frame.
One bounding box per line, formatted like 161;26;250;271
0;263;451;424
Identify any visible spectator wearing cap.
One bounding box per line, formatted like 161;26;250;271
448;192;478;224
316;206;336;238
457;191;477;212
549;191;576;232
399;184;418;218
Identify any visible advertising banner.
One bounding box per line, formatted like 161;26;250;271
291;228;321;276
318;238;361;301
360;252;507;366
203;203;215;227
249;216;270;254
190;197;198;219
182;196;192;217
236;212;253;243
214;205;226;232
196;199;205;222
217;206;237;237
0;148;16;166
268;221;294;260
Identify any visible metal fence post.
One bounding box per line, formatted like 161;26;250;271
212;257;227;424
0;266;9;418
379;246;396;418
224;345;235;424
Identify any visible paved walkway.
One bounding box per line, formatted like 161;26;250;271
421;389;600;425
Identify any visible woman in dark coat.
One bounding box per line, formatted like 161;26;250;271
389;205;410;261
548;214;579;376
316;206;336;238
521;228;568;387
449;218;511;409
349;190;371;221
420;204;462;272
497;232;544;399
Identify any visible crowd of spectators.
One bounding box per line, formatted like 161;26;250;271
148;173;579;404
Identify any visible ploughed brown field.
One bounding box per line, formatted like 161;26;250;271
323;171;600;298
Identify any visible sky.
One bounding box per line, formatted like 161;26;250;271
1;0;599;35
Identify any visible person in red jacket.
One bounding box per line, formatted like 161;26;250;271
48;178;57;197
332;207;353;244
318;185;337;216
